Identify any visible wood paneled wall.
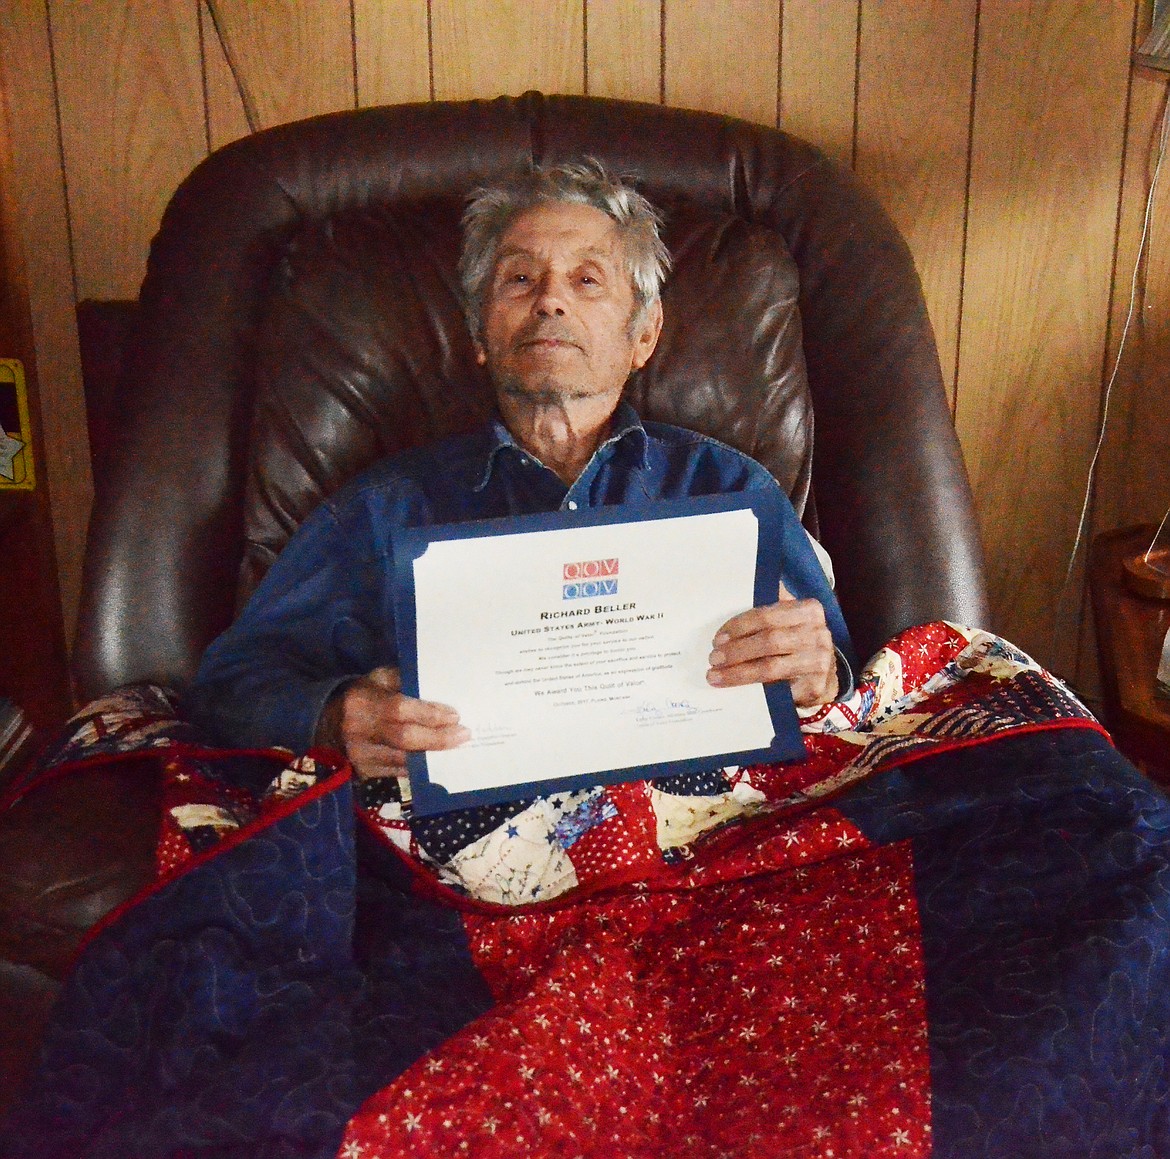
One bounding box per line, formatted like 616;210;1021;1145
2;0;1168;700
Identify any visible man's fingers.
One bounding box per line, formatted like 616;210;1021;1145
346;710;468;779
707;643;837;705
377;686;462;729
345;674;461;731
708;645;833;689
707;596;837;706
347;740;408;780
709;621;826;671
368;666;403;693
338;670;469;757
317;665;471;779
713;598;812;645
356;693;469;750
382;715;470;752
711;601;826;661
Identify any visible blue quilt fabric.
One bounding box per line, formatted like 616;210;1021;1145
837;728;1170;1158
0;779;492;1158
2;728;1169;1157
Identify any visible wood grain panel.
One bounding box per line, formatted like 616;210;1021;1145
50;0;206;300
354;0;432;107
0;0;92;643
202;0;253;149
780;0;857;167
431;0;585;102
586;0;660;102
955;1;1132;674
203;0;353;133
665;0;780;126
855;0;977;396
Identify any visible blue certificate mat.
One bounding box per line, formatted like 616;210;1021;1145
392;491;811;816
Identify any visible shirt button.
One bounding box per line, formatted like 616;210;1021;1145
518;457;529;466
567;500;578;511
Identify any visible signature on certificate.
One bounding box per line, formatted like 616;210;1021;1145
629;699;700;724
466;720;519;747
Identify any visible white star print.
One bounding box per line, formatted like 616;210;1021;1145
0;430;23;481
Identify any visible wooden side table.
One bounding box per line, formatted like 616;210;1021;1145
1089;525;1170;782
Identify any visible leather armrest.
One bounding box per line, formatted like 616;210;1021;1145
0;763;162;980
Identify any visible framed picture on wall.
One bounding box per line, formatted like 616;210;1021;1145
0;358;34;489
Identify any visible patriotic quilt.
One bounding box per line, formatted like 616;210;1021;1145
2;622;1169;1157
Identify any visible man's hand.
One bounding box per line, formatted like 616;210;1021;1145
706;581;838;708
315;667;470;780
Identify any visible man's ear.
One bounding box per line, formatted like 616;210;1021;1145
630;298;664;371
473;339;487;366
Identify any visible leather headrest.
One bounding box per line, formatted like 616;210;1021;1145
240;200;811;608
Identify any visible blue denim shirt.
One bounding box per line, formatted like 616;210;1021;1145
190;403;855;752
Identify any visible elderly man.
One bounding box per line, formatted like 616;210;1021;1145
190;160;853;781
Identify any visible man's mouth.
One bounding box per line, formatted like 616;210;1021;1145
522;338;576;349
516;328;581;353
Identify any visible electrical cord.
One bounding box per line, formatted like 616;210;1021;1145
1063;85;1170;593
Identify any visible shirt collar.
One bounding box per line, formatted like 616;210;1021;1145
468;400;650;492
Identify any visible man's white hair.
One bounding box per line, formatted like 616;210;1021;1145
458;158;671;339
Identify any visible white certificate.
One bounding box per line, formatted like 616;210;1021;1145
394;494;805;814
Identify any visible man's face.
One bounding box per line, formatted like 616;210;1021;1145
475;202;662;412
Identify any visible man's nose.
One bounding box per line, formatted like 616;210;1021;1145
533;272;568;316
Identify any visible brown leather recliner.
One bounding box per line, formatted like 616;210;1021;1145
0;92;988;1096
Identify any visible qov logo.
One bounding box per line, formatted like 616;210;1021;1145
562;557;618;600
